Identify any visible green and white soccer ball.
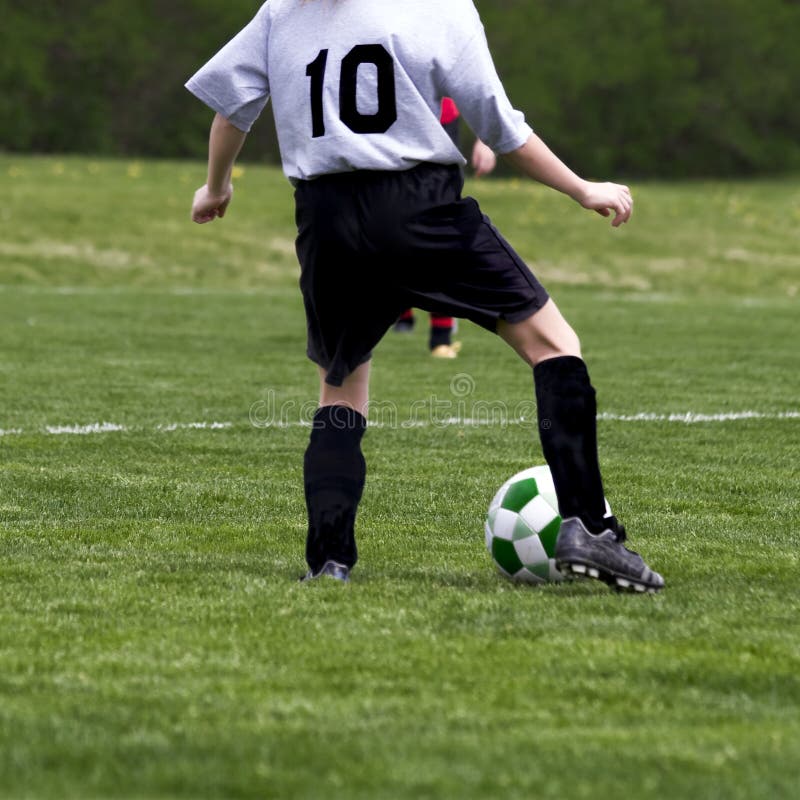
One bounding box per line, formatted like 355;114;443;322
486;465;612;583
485;465;565;583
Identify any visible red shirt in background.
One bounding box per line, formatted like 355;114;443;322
440;97;460;125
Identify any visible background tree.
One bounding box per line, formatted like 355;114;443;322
1;0;798;177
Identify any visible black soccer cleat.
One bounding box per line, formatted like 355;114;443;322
555;517;664;593
299;560;351;583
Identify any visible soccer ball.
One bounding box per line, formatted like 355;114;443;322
485;465;565;583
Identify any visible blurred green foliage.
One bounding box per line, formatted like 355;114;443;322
1;0;799;176
480;0;800;176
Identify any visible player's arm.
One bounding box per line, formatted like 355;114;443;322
191;113;248;224
471;138;497;177
441;3;631;226
504;133;632;227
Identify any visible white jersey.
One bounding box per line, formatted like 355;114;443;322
186;0;533;182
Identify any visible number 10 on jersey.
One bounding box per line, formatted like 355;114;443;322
306;45;397;137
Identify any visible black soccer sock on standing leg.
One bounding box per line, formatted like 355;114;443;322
533;356;608;534
303;405;367;572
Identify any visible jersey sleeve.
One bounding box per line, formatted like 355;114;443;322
185;3;271;133
439;4;532;154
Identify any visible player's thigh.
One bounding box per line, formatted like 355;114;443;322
400;203;549;328
498;299;581;367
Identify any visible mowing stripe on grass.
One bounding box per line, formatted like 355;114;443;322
2;284;799;308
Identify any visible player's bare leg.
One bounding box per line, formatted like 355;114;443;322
499;301;664;592
300;362;371;583
497;298;580;364
317;360;371;418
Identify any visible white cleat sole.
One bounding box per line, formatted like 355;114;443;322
559;561;663;594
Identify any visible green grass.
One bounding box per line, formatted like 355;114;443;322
1;154;799;799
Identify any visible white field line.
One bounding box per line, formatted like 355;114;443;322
1;411;798;439
598;411;800;423
266;410;800;428
45;422;127;435
0;421;233;438
156;422;233;432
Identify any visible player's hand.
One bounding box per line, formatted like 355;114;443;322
471;139;497;177
576;181;633;227
191;183;233;224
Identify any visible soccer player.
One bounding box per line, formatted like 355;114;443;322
186;0;664;592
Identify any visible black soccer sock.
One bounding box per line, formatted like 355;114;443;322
429;314;454;349
533;356;608;534
303;405;367;572
394;309;415;332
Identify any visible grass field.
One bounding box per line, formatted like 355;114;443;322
1;154;799;799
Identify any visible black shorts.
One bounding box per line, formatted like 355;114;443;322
294;162;549;386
